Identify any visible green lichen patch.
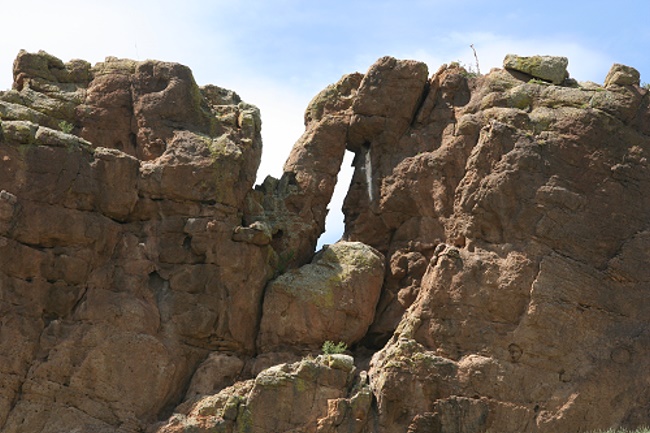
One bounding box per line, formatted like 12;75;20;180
34;126;93;152
92;57;138;76
506;85;536;110
376;338;457;377
318;353;355;372
1;120;38;145
305;72;363;124
504;54;569;85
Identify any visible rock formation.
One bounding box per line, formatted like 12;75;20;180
1;50;649;433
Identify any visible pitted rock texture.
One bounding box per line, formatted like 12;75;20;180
0;50;269;432
340;59;650;432
2;49;650;433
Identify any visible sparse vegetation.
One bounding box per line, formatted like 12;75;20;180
58;120;74;134
642;82;650;91
470;44;481;76
321;340;347;355
460;69;480;79
589;428;650;433
449;45;482;79
449;61;478;79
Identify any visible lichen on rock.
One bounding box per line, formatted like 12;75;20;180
257;241;385;353
503;54;569;84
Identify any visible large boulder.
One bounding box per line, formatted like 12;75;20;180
604;63;641;87
257;241;385;353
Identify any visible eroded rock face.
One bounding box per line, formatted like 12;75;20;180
0;50;269;432
2;50;650;433
342;60;650;432
243;72;364;268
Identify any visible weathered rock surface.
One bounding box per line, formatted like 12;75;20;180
154;354;370;433
243;72;364;268
0;50;269;432
341;59;650;432
2;49;650;433
605;63;642;87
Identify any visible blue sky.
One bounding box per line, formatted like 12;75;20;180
2;0;649;246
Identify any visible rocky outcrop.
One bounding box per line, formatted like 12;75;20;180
0;50;269;432
154;354;370;433
243;72;364;268
339;58;650;432
2;49;650;433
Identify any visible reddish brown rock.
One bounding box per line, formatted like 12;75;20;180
352;61;650;432
184;353;245;399
243;72;363;268
0;51;268;432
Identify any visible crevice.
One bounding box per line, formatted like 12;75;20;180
2;374;25;430
69;285;89;317
410;79;432;127
182;235;192;251
251;277;273;358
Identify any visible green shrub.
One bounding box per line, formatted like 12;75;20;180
58;120;74;134
322;340;347;355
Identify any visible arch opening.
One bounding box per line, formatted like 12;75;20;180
316;150;355;249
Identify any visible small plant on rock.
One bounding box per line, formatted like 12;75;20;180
59;120;74;134
470;43;481;76
322;340;347;355
529;78;551;86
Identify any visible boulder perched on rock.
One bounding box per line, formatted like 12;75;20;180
503;54;569;84
257;241;385;353
604;63;641;87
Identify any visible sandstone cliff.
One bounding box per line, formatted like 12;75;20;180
0;50;649;433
